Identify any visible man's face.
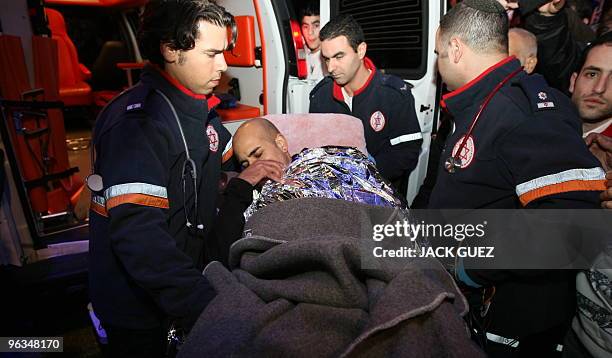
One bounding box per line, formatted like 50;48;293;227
434;29;459;91
570;44;612;123
164;20;228;95
301;15;321;51
321;35;363;87
234;132;290;169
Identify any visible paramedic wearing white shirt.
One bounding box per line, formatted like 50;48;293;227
300;2;327;81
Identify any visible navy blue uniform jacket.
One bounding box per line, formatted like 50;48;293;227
89;65;233;330
430;57;606;339
309;58;422;183
430;57;604;209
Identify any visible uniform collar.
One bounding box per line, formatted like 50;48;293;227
141;63;220;115
583;118;612;138
332;57;377;102
440;56;520;116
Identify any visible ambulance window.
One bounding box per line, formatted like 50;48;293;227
332;0;428;80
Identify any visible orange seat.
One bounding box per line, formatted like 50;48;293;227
45;8;93;107
224;16;256;67
217;103;261;122
220;16;263;119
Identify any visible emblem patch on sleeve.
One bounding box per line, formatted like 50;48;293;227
370;111;386;132
536;91;555;109
451;135;475;169
206;124;219;152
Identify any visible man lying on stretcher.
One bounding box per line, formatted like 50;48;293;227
179;117;480;358
209;117;406;265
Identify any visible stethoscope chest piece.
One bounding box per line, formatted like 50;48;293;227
86;174;104;192
444;157;462;174
441;66;524;175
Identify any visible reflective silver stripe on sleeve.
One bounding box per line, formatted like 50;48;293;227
486;332;519;348
92;194;106;206
104;182;168;201
222;138;232;156
515;167;605;197
389;132;423;146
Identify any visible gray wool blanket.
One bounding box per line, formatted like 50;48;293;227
179;198;484;358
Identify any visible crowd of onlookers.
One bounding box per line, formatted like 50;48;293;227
510;0;612;162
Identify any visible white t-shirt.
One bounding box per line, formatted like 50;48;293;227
305;47;327;81
341;86;353;111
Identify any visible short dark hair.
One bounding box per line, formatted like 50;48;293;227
575;31;612;73
319;14;365;52
138;0;236;65
439;2;508;54
299;1;319;22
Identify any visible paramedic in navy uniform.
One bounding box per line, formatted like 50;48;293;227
309;15;422;196
430;0;606;356
86;1;281;357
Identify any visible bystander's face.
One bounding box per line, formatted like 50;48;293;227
301;15;321;52
321;35;364;87
570;44;612;123
164;20;228;95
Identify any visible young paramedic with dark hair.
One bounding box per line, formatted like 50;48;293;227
431;0;606;356
88;1;244;356
308;14;422;197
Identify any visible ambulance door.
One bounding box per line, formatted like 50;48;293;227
404;0;445;205
285;0;321;114
247;0;318;116
253;0;293;116
218;0;293;135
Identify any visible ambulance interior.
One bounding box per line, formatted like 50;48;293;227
0;0;443;351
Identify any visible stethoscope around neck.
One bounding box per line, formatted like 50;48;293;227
86;88;205;231
444;66;523;173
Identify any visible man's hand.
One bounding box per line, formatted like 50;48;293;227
585;133;612;172
601;172;612;209
496;0;519;11
538;0;565;16
237;160;286;186
74;188;91;220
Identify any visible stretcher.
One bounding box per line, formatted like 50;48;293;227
0;34;84;233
